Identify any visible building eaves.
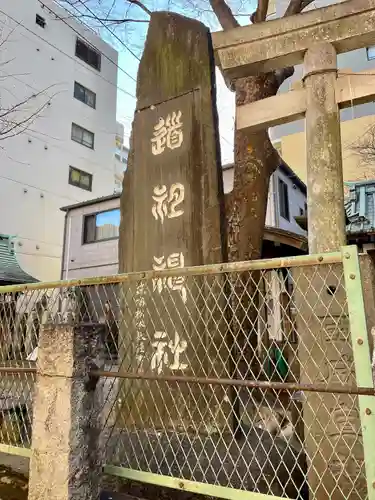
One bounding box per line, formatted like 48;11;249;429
222;162;307;194
60;193;121;212
222;163;234;171
0;235;38;284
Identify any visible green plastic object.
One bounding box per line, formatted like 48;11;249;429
265;344;289;380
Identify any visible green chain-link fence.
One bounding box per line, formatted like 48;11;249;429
0;245;373;499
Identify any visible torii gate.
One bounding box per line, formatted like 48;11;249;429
213;1;375;499
213;0;375;254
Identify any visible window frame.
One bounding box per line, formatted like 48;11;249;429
75;38;101;71
74;81;96;109
71;123;95;149
68;166;93;192
367;46;375;60
82;208;121;245
278;178;290;221
35;14;46;28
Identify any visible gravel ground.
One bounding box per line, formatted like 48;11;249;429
0;453;133;500
0;464;27;500
0;424;308;500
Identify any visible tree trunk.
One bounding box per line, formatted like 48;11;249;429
228;73;281;262
227;73;283;436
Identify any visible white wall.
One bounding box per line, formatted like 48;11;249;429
63;167;307;281
273;169;307;236
62;197;120;279
223;166;306;236
0;0;118;281
113;122;128;193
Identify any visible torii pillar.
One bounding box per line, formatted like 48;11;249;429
299;42;358;500
212;1;375;496
304;42;346;252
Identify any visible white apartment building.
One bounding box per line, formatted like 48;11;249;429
113;122;129;193
60;163;308;280
0;0;119;281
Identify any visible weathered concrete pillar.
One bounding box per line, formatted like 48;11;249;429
28;323;106;500
304;42;346;253
296;43;365;499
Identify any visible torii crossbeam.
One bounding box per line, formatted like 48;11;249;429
211;0;375;255
212;2;375;499
212;0;375;78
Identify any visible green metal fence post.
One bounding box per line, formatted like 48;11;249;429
342;245;375;499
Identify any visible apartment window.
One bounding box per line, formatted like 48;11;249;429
74;82;96;109
367;46;375;60
83;209;120;243
35;14;46;28
278;178;290;221
69;166;92;192
71;123;94;149
75;38;101;71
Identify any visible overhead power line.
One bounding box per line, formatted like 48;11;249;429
39;1;139;79
67;0;141;62
0;8;136;100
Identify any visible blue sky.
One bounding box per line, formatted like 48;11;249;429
78;0;258;165
116;54;235;164
96;209;120;228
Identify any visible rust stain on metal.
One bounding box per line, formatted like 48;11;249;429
0;366;36;374
0;251;343;294
91;370;375;396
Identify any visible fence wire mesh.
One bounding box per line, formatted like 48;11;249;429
0;253;372;499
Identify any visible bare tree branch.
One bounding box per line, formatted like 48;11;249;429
283;0;314;17
125;0;152;15
106;18;150;24
208;0;239;30
0;26;17;49
274;66;294;86
352;124;375;165
210;0;314;83
0;93;43;121
0;32;59;142
105;0;117;20
73;13;149;22
50;10;149;23
0;85;59;141
250;0;269;23
0;101;48;140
